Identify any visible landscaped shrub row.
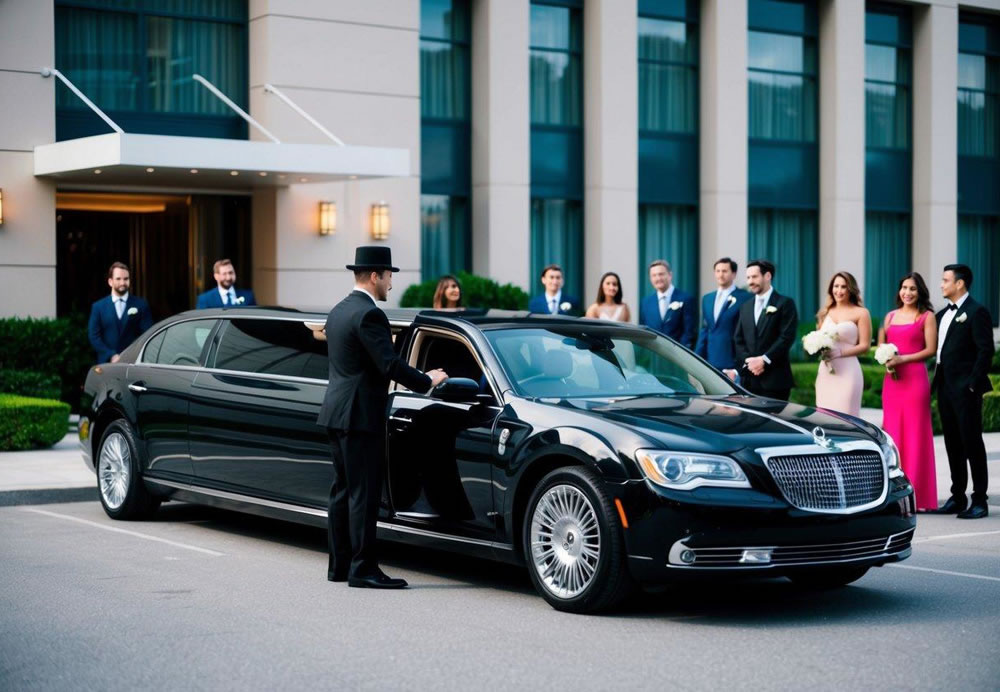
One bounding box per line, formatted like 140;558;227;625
400;272;529;310
0;369;62;400
0;394;70;451
0;316;92;411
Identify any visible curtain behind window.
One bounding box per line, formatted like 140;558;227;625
748;209;818;319
864;212;911;322
56;8;139;110
421;195;470;281
958;215;1000;326
958;54;999;156
531;199;584;300
638;205;698;300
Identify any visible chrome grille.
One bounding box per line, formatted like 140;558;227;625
765;451;886;512
680;529;914;568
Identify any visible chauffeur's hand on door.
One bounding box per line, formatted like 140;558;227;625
427;369;449;387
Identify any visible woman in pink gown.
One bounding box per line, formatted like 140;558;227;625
878;273;938;511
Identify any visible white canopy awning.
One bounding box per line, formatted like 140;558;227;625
34;132;409;188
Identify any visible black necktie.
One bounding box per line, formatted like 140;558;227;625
947;304;958;311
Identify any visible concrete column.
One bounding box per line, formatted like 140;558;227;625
818;0;866;300
583;0;638;319
470;0;531;290
699;0;748;296
0;1;56;317
912;2;958;305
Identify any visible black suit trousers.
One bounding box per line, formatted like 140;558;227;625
327;429;385;578
937;384;989;503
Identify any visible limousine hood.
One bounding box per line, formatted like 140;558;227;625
554;394;882;454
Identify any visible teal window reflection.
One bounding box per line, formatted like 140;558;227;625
748;31;817;142
865;44;910;149
531;199;584;301
748;209;818;319
421;0;470;120
864;212;911;322
959;215;1000;325
638;17;698;133
638;205;699;299
957;52;999;157
530;4;582;126
421;196;470;281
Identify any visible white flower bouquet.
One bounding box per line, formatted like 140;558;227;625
874;343;900;380
802;326;839;373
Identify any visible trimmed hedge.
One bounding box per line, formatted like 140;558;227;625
0;369;62;400
400;272;529;311
0;316;92;411
0;394;70;451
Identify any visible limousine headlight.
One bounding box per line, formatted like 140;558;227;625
880;432;904;479
636;450;750;490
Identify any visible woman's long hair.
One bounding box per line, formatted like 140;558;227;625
817;271;863;323
595;272;623;305
432;275;463;309
894;272;934;313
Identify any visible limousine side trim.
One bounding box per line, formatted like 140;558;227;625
375;521;515;552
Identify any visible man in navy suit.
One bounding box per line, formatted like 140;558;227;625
695;257;752;370
196;258;256;309
639;259;697;348
87;261;154;364
527;264;581;316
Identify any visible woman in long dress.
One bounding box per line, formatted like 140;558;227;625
814;271;871;417
877;272;938;511
585;272;631;322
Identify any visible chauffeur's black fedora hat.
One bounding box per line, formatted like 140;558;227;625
346;245;399;273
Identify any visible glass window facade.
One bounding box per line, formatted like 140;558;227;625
865;4;912;323
531;2;584;299
638;17;697;134
420;0;472;281
748;0;818;319
638;205;699;298
54;0;247;140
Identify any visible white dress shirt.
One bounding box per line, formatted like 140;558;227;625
753;288;774;325
355;287;379;304
937;292;969;363
218;286;237;305
714;284;736;321
112;292;129;319
546;291;562;315
657;286;675;320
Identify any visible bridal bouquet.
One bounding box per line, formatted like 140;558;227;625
874;343;900;380
802;326;839;373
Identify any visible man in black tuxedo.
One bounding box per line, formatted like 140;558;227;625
731;259;798;401
87;261;153;364
931;264;995;519
317;246;448;588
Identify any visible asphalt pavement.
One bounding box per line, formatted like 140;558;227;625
1;433;999;691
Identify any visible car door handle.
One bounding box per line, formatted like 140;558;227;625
128;383;147;393
389;414;412;425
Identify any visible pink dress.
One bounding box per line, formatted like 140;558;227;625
815;316;864;416
882;310;937;510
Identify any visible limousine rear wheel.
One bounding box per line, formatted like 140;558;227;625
524;467;633;613
787;566;870;589
97;420;160;520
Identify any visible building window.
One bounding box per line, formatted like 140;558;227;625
638;205;699;298
55;0;247;140
748;209;818;320
958;50;999;157
748;30;817;142
638;16;697;134
530;3;582;127
865;4;912;322
531;199;584;301
958;215;1000;325
420;0;471;281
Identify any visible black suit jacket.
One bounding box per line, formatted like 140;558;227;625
932;297;995;397
316;291;432;433
732;290;799;391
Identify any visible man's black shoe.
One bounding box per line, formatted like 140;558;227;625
348;570;408;589
930;497;967;514
957;503;989;520
328;571;348;582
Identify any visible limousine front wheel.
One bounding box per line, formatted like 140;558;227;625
97;420;160;520
524;467;633;613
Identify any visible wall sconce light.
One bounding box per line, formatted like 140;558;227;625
318;201;336;236
370;201;390;240
0;188;4;225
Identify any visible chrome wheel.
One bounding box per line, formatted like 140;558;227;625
98;432;130;510
529;484;601;599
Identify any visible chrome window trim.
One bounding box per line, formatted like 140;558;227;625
755;440;889;515
401;325;503;404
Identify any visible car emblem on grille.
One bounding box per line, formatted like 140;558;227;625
812;426;839;451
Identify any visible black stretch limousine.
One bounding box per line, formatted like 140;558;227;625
80;307;915;613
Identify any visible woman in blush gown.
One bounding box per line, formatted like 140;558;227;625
814;272;871;417
585;272;631;322
877;272;938;511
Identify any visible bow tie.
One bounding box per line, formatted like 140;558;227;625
947;304;958;311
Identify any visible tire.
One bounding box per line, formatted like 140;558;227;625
96;420;160;520
786;566;870;589
523;466;634;613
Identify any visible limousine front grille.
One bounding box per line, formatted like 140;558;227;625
671;529;914;568
765;451;886;512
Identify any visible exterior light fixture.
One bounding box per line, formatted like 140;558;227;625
319;201;336;236
0;188;4;225
370;201;390;240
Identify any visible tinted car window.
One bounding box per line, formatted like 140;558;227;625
147;319;217;366
215;319;328;380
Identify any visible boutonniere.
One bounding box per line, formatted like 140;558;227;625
669;301;684;310
234;296;246;305
955;312;967;323
127;307;138;316
765;306;778;314
559;301;571;312
727;295;737;305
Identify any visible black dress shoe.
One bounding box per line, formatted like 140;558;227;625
348;569;408;589
930;497;967;514
957;503;989;520
327;571;348;582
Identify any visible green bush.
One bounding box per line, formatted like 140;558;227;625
0;316;92;411
790;362;904;410
992;348;1000;373
400;272;529;311
0;369;62;400
984;392;1000;432
0;394;70;451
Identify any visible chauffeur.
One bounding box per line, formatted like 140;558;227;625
317;246;448;589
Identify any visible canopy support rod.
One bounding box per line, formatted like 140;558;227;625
40;67;123;134
192;73;280;143
263;84;346;146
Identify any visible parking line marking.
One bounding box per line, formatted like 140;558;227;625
22;508;224;556
915;529;1000;543
886;563;1000;583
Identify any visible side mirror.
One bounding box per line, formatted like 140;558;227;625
432;377;480;403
